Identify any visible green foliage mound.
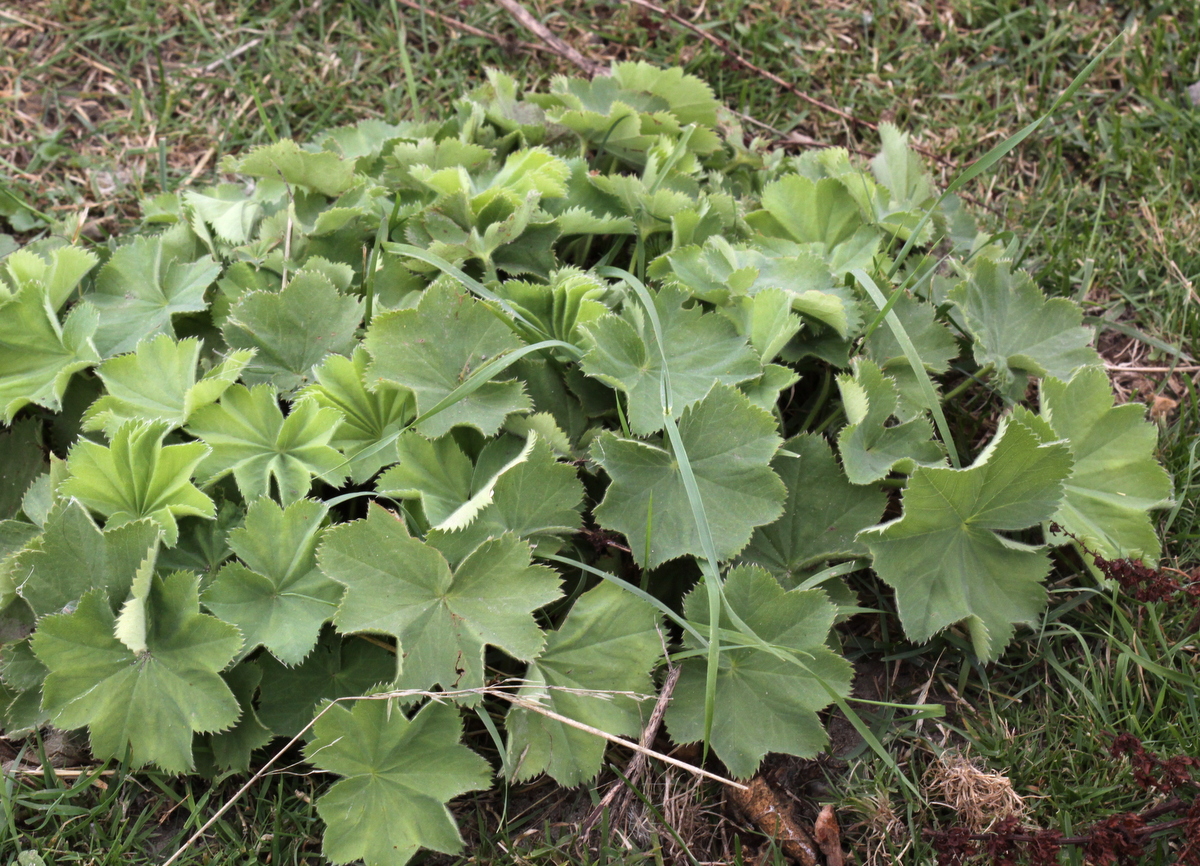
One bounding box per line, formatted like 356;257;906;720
0;62;1171;865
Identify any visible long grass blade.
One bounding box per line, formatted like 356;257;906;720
854;267;962;468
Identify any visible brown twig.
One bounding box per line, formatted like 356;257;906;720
728;777;821;866
493;0;606;76
623;0;953;169
582;663;682;834
1105;363;1200;373
162;683;744;866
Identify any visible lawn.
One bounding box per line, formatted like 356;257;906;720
1;1;1199;864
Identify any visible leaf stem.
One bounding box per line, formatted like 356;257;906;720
941;363;994;403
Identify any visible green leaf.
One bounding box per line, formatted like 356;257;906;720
581;286;761;435
1;245;98;311
60;421;214;547
298;348;413;483
495;267;610;345
376;432;582;562
859;420;1073;660
83;336;254;435
664;566;852;779
89;226;219;357
157;498;240;579
505;581;660;786
205;661;273;773
717;288;804;363
739;434;886;587
13;499;159;618
375;431;474;526
533;63;720;165
184;184;263;246
186;384;348;503
949;259;1100;400
305;698;491;866
256;627;395;738
1019;367;1172;562
0;418;46;520
426;436;583;564
863;290;958;373
31;573;242;772
871;123;935;212
222;271;364;393
0;282;100;423
1;638;49;735
364;282;530;438
609;61;720;127
862;290;959;420
223;139;358;198
203;497;341;665
747;174;880;275
318;504;561;691
654;237;861;337
113;543;159;655
836;359;944;484
591;383;785;569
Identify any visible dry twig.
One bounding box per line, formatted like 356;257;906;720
162;683;744;866
493;0;606;76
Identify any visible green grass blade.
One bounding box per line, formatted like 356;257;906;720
383;242;552;339
853;267;962;468
885;35;1121;281
544;552;709;646
413;339;581;430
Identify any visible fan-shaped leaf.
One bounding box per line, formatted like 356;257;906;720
364;282;530;438
664;566;852;779
32;573;241;772
186;385;348;503
83;335;254;434
860;420;1072;660
306;699;491;866
1017;367;1172;562
203;497;341;665
505;582;660;786
581;285;761;435
319;505;561;691
60;421;213;546
591;383;784;568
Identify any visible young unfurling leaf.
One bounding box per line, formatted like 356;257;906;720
60;421;213;547
186;384;348;503
83;335;254;434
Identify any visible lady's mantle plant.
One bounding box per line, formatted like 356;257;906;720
0;62;1171;864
